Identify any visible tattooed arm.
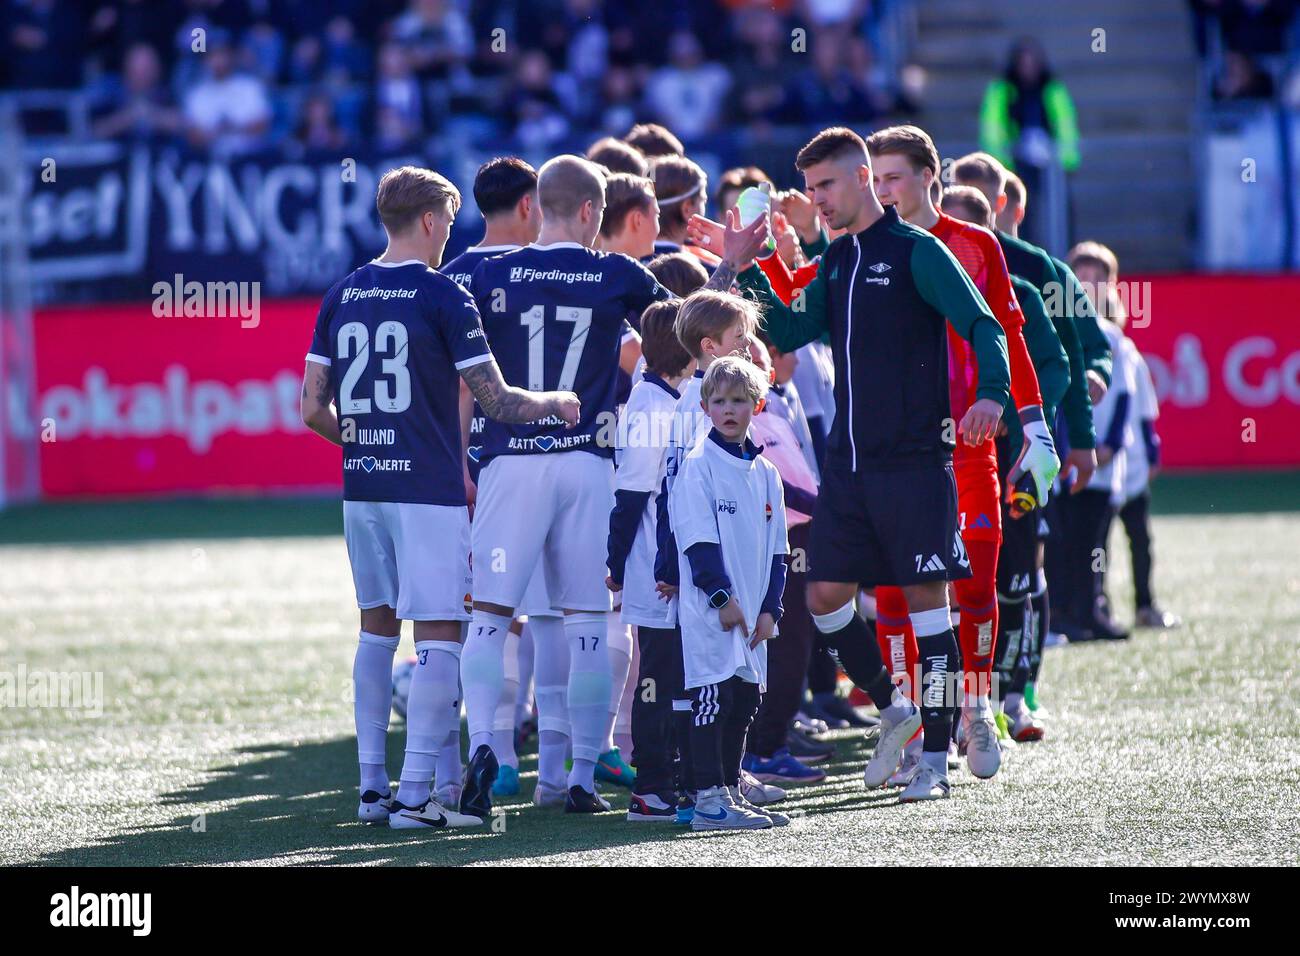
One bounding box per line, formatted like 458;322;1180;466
703;206;771;293
460;357;581;426
301;360;342;446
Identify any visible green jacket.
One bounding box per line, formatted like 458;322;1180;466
1002;274;1070;455
980;77;1080;171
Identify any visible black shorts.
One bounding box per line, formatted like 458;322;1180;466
808;462;972;586
995;434;1039;598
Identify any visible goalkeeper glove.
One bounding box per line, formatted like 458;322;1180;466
1008;407;1060;512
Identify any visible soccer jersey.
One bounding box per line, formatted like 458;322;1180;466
614;372;680;628
671;433;788;690
652;369;711;624
306;259;491;504
1088;320;1135;503
929;213;1041;466
469;242;671;464
1123;340;1159;500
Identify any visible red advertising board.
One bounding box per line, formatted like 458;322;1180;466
28;275;1300;498
35;298;341;497
1125;274;1300;469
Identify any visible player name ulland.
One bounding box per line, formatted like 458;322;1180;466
353;428;396;446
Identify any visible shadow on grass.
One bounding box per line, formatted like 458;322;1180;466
32;728;895;866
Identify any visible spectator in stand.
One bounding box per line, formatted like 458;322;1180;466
780;29;878;125
598;65;642;139
320;15;372;84
92;42;184;141
391;0;473;83
291;91;351;154
183;30;272;156
372;42;427;145
1219;0;1298;58
5;0;86;89
728;8;797;128
505;50;572;150
1214;49;1277;99
645;30;732;143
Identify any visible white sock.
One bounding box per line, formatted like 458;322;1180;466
603;615;634;753
435;725;462;799
515;625;536;728
396;641;461;807
565;611;611;790
461;609;512;758
354;630;399;793
494;634;521;769
614;629;638;754
530;615;570;790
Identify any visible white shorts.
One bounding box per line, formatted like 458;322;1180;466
518;563;561;619
472;451;614;613
343;500;473;621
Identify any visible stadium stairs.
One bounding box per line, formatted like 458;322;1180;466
911;0;1199;271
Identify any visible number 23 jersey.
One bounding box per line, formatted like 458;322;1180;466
469;241;671;466
307;259;492;505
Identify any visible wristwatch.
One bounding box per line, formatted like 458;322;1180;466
708;588;731;610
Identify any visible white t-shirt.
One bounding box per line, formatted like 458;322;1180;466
670;434;788;691
1123;339;1159;501
659;371;712;625
184;74;271;153
1088;320;1136;504
615;374;680;628
792;341;834;432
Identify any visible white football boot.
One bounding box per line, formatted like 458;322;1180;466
863;702;922;788
357;789;395;824
887;736;922;787
532;780;568;807
389;798;483;829
691;786;772;831
960;706;1002;779
898;763;951;803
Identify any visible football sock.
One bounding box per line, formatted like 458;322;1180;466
354;630;399;793
493;634;521;770
874;586;918;699
565;612;611;789
515;624;536;729
614;630;638;754
396;641;460;807
954;538;1000;701
604;615;634;753
812;600;895;710
434;725;461;798
530;615;570;790
461;610;512;758
912;606;959;755
1029;568;1049;683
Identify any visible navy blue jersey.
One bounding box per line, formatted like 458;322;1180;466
442;244;520;291
307;259;492;504
469;242;671;463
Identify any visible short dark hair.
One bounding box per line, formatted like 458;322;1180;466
865;125;940;178
473;157;538;217
624;123;685;158
587;137;650;177
647;251;708;297
651;155;706;233
600;174;656;238
639;300;692;378
795;127;869;171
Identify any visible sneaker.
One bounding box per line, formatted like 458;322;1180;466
533;781;567;807
863;702;922;789
742;748;826;784
1024;681;1041;712
564;785;613;813
459;744;498;820
804;693;849;730
738;769;786;805
357;788;395;824
1136;605;1181;629
627;792;676;822
959;707;1001;779
811;691;874;729
785;728;833;764
691;786;772;831
434;783;462;811
675;791;696;825
898;763;951;803
389;798;483;829
729;785;790;826
887;738;922;787
793;709;830;737
491;764;520;797
994;710;1018;751
1090;614;1130;641
1008;701;1046;742
594;747;637;789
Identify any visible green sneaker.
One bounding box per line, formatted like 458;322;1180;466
1024;681;1040;712
594;747;637;789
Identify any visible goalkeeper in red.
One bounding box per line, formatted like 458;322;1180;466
865;126;1060;781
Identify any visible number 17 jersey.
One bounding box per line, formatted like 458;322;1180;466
469;241;671;466
307;259;492;505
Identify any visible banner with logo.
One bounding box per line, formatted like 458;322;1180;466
1126;274;1300;469
35;298;342;497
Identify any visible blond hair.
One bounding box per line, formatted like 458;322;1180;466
675;290;757;360
701;354;768;405
951;151;1008;197
375;166;461;234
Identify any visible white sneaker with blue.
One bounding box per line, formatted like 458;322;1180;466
691;785;772;831
728;785;791;826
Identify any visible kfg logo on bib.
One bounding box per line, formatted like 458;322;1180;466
716;499;737;515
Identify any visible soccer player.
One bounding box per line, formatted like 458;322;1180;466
724;127;1014;802
459;156;762;817
597;173;661;261
671;356;790;830
300;165;578;829
941;185;1070;743
864;125;1059;780
606;300;695;821
650;155;720;268
624;122;685;159
587;136;651;177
